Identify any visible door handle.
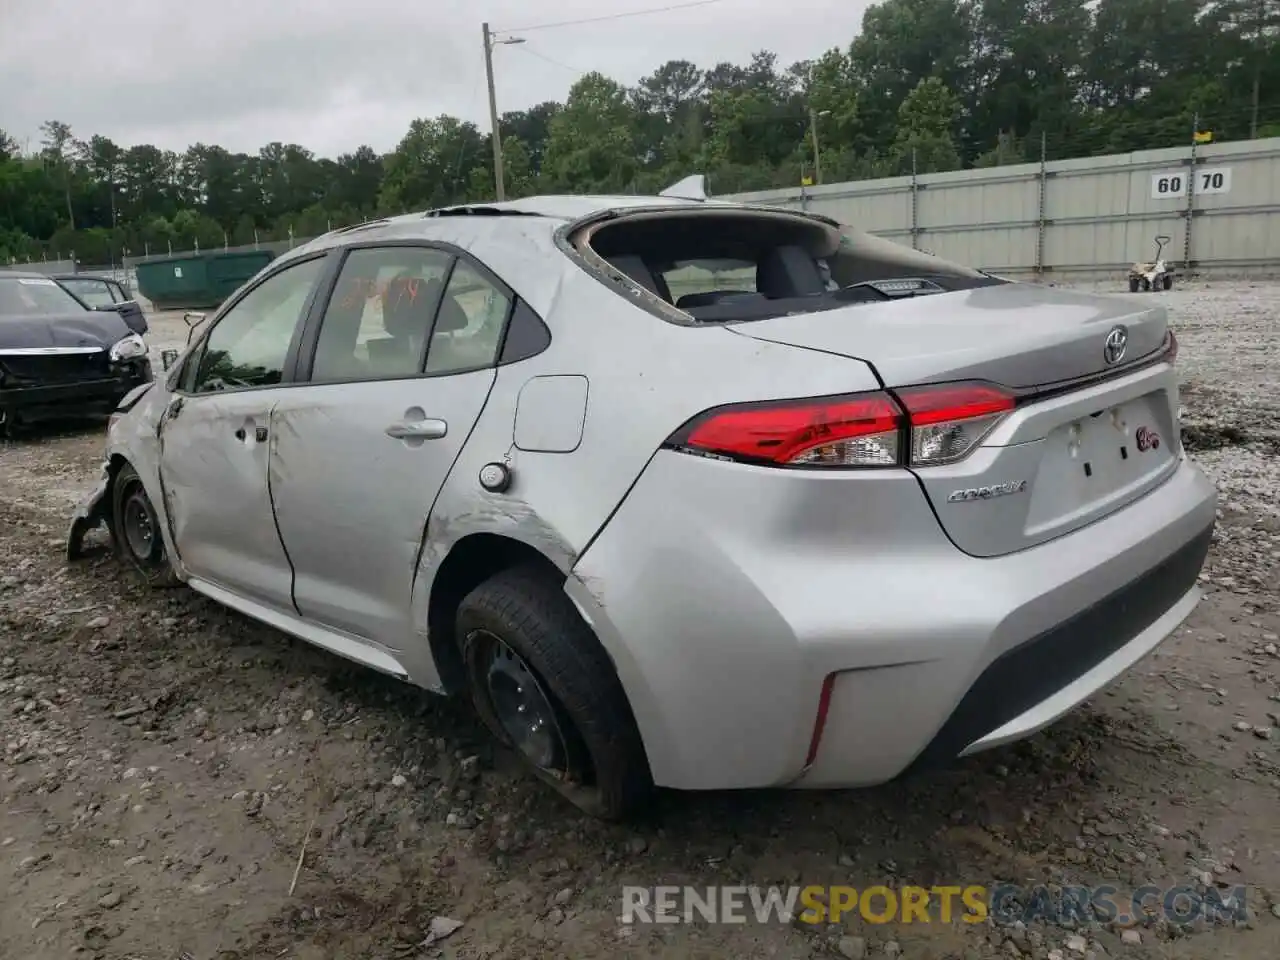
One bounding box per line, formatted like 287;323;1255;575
385;419;447;441
233;426;268;442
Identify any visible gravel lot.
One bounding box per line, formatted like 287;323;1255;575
2;282;1279;960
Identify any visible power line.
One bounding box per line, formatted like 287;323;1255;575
513;44;588;76
498;0;726;35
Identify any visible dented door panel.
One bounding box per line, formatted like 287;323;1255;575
158;392;294;609
268;371;496;650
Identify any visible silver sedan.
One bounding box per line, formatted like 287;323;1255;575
66;186;1218;819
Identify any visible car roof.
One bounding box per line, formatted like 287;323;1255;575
289;192;795;260
428;193;718;220
0;270;51;280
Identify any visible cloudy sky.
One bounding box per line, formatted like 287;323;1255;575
1;0;872;159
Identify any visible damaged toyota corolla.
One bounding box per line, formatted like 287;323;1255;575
65;181;1218;819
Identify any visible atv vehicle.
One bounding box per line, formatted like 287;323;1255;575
1128;235;1175;292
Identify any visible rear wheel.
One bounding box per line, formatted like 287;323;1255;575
456;566;652;820
110;463;180;587
1161;273;1174;290
1128;276;1140;292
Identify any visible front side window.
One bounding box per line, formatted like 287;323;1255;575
59;278;118;308
425;260;512;375
190;256;324;393
311;246;454;382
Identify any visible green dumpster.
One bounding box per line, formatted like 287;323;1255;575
134;250;275;310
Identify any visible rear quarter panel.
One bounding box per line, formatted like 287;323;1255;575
408;223;883;651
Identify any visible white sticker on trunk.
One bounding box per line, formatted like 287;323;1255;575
17;277;57;285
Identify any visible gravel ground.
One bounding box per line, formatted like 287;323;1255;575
2;283;1279;960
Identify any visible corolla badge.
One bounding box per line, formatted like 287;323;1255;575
946;480;1029;503
1103;325;1128;365
1135;426;1160;451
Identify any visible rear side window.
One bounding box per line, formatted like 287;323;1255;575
311;246;454;382
425;261;512;375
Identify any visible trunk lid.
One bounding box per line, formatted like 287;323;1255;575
728;282;1168;389
729;282;1181;557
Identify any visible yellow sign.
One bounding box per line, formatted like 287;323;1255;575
1194;130;1213;144
801;175;814;186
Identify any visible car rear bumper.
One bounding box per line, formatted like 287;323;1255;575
567;448;1217;792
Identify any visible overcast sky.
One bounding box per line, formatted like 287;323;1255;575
1;0;872;159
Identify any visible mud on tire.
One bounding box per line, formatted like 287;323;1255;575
110;462;181;588
456;565;653;820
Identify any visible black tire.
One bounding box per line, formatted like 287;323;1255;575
456;566;653;820
0;409;23;441
110;463;181;588
1128;277;1140;293
1162;273;1174;290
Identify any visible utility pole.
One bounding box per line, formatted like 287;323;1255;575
809;107;823;186
482;23;506;201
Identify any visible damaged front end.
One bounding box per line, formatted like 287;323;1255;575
66;460;113;561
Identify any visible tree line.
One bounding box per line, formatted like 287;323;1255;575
2;0;1276;265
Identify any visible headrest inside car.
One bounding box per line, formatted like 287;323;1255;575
382;275;440;337
756;245;826;299
608;255;671;302
435;295;470;333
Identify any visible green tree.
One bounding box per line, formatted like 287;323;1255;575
40;120;78;229
380;116;486;211
542;73;639;192
891;77;962;173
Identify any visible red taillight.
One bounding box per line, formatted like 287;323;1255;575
804;673;837;768
670;391;904;467
666;381;1015;469
895;382;1016;466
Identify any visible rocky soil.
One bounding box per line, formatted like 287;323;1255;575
2;283;1279;960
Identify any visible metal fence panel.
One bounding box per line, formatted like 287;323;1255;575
725;136;1280;279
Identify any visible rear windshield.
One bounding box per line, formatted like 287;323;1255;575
579;210;1004;324
0;276;87;317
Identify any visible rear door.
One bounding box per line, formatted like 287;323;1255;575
158;254;327;609
268;243;511;650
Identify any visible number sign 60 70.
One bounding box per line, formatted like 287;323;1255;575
1150;167;1231;200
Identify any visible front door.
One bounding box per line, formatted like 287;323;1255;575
269;245;512;648
159;255;327;611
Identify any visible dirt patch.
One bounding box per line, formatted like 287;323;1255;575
3;283;1280;960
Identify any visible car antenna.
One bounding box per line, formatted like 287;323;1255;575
659;174;708;202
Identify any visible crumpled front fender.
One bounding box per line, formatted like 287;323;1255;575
66;461;113;561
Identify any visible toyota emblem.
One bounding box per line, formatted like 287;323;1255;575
1103;325;1128;365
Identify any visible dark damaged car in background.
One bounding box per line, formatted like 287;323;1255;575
0;272;152;437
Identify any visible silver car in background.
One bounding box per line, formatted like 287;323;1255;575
67;187;1217;819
